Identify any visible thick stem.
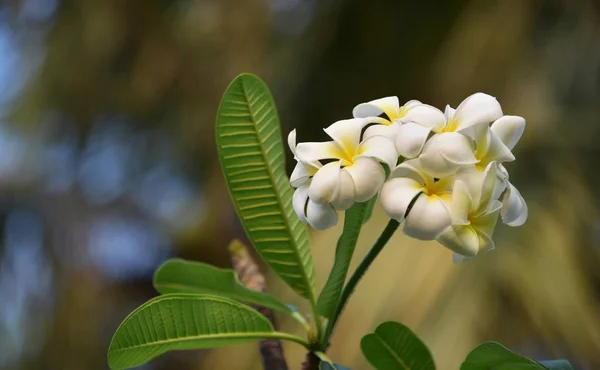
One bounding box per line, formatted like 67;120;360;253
230;240;289;370
300;351;320;370
320;219;400;350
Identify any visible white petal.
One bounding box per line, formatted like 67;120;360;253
400;104;446;132
308;161;341;204
290;162;314;188
437;225;479;257
472;200;502;237
404;194;452;240
491;115;526;150
501;182;527;226
288;129;297;157
306;200;338;230
394;122;432;158
449;180;472;225
476;161;501;213
444;105;456;122
362;121;401;141
451;93;503;131
389;158;427;184
358;135;398;169
476;128;515;166
419;132;477;178
324;118;368;155
296;141;344;162
353;97;400;119
344;157;385;202
330;169;356;210
403;99;423;110
379;177;423;221
292;186;309;224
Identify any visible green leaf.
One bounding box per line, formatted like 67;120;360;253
460;342;543;370
361;321;435;370
538;360;574;370
108;294;308;369
153;258;292;314
216;73;315;300
317;200;372;317
362;195;377;225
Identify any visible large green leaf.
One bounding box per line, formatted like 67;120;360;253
216;73;315;300
153;258;293;314
361;321;435;370
107;294;308;369
461;342;572;370
317;199;374;317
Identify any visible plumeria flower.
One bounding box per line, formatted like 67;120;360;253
353;97;446;158
288;130;338;230
379;159;453;240
437;162;503;263
416;93;504;177
487;115;528;227
295;118;397;208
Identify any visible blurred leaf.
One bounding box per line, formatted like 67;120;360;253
216;73;315;300
153;258;293;314
361;321;435;370
538;360;574;370
362;196;377;224
317;199;373;317
107;294;308;369
461;342;545;370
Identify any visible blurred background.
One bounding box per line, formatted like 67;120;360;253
1;0;600;369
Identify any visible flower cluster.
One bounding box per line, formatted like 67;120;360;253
289;93;527;261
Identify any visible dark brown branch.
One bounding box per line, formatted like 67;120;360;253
301;351;320;370
229;240;289;370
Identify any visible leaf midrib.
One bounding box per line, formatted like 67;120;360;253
110;331;306;352
236;76;314;301
375;334;410;370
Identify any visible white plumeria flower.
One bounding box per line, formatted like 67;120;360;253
288;130;338;230
294;118;397;213
353;97;445;158
487;115;528;227
437;162;503;263
379;159;453;240
417;93;504;177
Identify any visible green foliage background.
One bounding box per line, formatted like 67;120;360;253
1;0;600;369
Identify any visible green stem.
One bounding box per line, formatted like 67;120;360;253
311;297;324;342
320;218;400;349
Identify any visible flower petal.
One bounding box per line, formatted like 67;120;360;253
394;122;432;158
476;127;515;166
353;97;400;120
419;132;477;177
308;161;341;204
330;169;356;210
296;141;344;162
324;118;369;156
501;182;528;226
288;129;298;157
451;93;503;131
389;158;427;184
358;135;398;169
292;185;309;224
444;105;456;122
404;194;452;240
437;225;479;257
449;180;472;225
306;200;338;230
363;121;401;141
400;104;446;132
491;115;526;151
379;177;423;221
290;162;314;188
471;200;502;237
344;157;385;202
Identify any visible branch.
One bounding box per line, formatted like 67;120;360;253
229;240;289;370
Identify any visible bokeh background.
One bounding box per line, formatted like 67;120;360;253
1;0;600;369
